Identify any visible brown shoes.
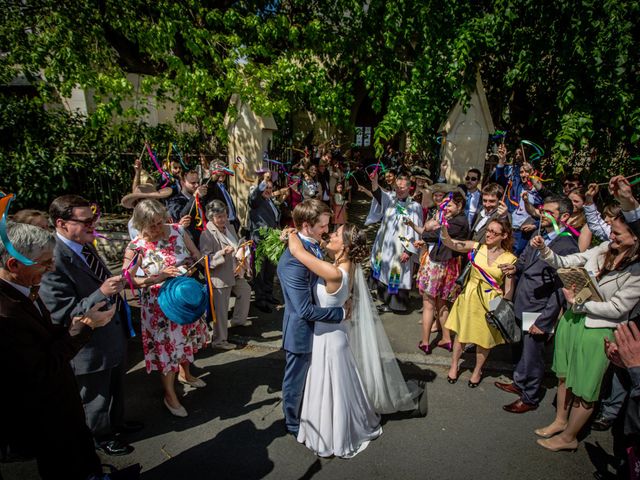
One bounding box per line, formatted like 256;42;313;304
494;381;521;396
503;399;538;414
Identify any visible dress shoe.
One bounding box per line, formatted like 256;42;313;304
536;437;578;452
503;399;538;414
494;381;521;396
437;342;453;352
96;439;134;456
178;375;207;388
591;415;614;431
418;341;431;355
115;420;144;434
377;304;393;314
254;302;273;313
164;398;188;417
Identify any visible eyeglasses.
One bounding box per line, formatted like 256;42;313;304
465;176;479;181
65;216;98;227
485;228;504;236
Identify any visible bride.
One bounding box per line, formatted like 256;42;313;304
288;223;382;458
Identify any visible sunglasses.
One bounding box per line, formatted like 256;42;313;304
65;216;98;227
465;176;479;181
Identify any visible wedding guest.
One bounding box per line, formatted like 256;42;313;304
123;199;209;418
406;191;469;353
495;195;579;413
332;183;349;226
440;219;517;387
12;209;49;230
0;222;114;480
532;213;640;452
249;179;282;313
200;200;252;350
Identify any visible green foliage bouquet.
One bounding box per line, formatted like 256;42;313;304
254;227;286;273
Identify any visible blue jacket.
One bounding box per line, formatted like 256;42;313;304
277;244;343;354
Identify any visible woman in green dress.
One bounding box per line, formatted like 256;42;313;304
531;215;640;452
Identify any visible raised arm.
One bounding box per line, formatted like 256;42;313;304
440;225;476;253
288;233;342;285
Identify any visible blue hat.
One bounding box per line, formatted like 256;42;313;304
157;277;208;325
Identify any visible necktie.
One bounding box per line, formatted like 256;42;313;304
81;245;109;281
82;245;122;311
29;285;39;301
310;243;323;259
218;184;237;221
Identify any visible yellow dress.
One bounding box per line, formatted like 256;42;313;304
445;244;517;349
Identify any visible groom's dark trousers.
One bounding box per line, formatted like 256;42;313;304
277;243;343;435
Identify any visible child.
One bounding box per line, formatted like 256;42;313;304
301;170;319;199
332;182;349;225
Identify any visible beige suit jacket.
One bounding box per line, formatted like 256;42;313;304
199;222;239;289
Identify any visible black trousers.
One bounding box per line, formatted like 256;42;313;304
254;258;276;303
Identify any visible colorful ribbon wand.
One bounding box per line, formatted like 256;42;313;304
0;193;36;265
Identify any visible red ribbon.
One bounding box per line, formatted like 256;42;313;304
468;249;503;294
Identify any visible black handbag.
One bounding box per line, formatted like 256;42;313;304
455;249;475;287
485;298;521;344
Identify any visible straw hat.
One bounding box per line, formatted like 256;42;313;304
121;184;173;209
157;277;208;325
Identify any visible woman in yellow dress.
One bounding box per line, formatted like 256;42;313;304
440;219;517;387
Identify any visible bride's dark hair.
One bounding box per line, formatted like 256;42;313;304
341;223;369;264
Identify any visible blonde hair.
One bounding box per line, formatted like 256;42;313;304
131;199;168;231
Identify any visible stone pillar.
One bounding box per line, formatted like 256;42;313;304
438;73;495;185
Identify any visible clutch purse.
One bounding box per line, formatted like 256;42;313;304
556;268;603;305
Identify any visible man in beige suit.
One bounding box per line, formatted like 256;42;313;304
199;200;252;350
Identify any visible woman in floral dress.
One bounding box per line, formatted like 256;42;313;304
122;199;208;417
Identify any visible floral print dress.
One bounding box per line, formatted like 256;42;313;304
129;224;209;374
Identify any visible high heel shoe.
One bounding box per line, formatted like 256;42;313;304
468;372;483;388
437;342;453;352
418;341;431;355
447;374;459;384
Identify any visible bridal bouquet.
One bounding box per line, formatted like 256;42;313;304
254;227;286;273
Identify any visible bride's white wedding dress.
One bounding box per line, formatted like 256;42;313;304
297;267;382;458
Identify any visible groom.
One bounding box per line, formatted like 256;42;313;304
277;199;346;436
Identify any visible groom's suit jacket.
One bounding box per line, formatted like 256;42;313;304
277;239;343;354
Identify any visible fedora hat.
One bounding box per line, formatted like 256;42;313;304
121;184;173;209
157;276;208;325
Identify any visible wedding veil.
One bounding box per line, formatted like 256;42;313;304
350;264;422;414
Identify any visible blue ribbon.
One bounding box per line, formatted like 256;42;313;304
0;194;36;265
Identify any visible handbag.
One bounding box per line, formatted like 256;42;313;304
485;297;521;344
455;260;472;287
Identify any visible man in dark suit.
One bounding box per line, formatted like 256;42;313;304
495;195;579;413
276;200;344;435
468;183;510;243
0;222;114;479
249;179;282;313
39;195;140;456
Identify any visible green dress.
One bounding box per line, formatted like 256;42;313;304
552;309;614;402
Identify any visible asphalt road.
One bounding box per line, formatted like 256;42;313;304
1;336;618;480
